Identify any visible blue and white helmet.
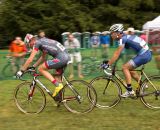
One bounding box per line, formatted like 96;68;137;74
109;24;124;32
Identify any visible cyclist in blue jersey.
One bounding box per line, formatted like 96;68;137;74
102;24;152;97
16;36;70;97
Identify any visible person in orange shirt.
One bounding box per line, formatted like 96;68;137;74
9;36;27;71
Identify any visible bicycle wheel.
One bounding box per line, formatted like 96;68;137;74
140;75;160;109
14;82;46;114
62;80;97;114
2;64;18;77
90;76;122;108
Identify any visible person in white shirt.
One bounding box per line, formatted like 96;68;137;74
64;34;84;79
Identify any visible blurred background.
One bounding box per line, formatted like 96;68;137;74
0;0;160;80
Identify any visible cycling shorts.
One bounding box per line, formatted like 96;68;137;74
45;52;70;74
129;50;152;68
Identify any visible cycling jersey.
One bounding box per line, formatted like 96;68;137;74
119;34;149;55
118;34;152;67
34;37;70;70
34;37;67;57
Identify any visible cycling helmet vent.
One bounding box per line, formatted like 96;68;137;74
109;24;124;32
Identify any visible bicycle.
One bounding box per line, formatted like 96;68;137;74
82;57;101;76
2;52;41;78
2;56;19;77
14;68;97;114
90;64;160;109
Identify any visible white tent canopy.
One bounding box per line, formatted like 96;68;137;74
143;16;160;30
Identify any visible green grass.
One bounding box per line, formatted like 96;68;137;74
0;79;160;130
0;48;160;130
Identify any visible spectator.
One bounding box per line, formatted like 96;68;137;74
64;34;83;79
90;32;100;58
127;27;135;35
38;30;46;38
9;36;27;71
100;31;110;58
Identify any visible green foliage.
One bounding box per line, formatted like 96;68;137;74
0;0;159;47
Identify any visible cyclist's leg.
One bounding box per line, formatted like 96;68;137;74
123;50;152;85
130;71;140;82
121;62;135;97
122;62;134;85
38;56;69;97
38;58;66;82
54;68;64;82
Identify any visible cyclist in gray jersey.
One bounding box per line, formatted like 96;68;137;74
16;36;70;97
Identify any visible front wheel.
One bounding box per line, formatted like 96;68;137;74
140;75;160;109
14;82;46;114
90;76;122;108
62;80;97;114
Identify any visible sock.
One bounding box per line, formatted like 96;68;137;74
126;84;132;91
52;79;59;87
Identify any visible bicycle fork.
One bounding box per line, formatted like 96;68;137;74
28;80;36;100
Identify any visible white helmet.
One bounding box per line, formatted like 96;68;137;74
24;34;34;43
109;24;124;32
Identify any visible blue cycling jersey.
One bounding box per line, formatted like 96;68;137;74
119;34;149;54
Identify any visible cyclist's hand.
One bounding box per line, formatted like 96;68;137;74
100;63;109;69
100;60;109;69
16;70;24;79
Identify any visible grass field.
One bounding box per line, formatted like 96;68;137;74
0;48;160;130
1;79;160;130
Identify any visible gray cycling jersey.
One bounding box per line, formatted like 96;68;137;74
34;37;67;57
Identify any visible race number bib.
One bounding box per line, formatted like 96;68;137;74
57;42;65;51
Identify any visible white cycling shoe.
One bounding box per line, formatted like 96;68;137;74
121;90;135;98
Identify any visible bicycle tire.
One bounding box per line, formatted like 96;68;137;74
14;82;46;114
140;75;160;109
90;76;122;108
62;80;97;114
2;64;19;77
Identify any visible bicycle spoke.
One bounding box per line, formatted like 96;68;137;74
14;82;46;114
62;80;96;113
90;76;121;108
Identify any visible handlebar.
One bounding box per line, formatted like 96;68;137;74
18;68;40;81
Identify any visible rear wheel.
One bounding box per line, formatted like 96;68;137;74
90;76;122;108
14;82;46;114
140;76;160;109
62;80;97;114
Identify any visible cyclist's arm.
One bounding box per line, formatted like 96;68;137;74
33;52;46;67
108;45;124;65
21;49;38;71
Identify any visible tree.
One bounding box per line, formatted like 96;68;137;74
0;0;159;47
